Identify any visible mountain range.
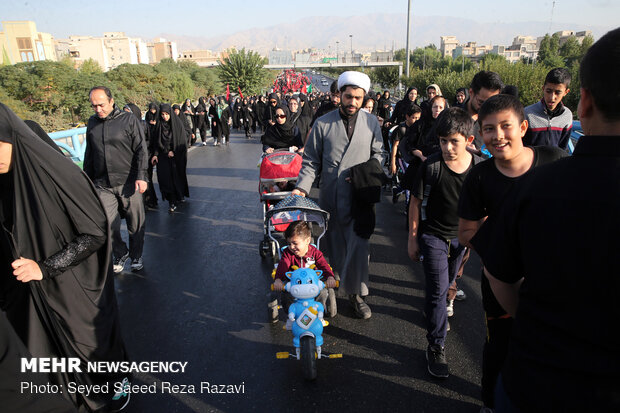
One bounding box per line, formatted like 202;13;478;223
158;13;611;55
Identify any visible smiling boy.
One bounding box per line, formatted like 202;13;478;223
457;94;566;409
524;68;573;150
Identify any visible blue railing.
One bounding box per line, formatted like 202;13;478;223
48;127;87;162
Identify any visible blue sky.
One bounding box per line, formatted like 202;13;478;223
4;0;617;39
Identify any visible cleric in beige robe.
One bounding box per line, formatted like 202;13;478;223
294;71;385;318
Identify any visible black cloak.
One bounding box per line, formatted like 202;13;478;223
0;103;128;412
144;102;159;150
24;120;63;154
261;106;301;150
153;104;189;201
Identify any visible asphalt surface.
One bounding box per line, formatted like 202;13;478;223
114;129;487;413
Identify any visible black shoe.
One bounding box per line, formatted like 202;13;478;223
392;186;403;204
426;345;449;378
168;204;177;213
349;295;371;319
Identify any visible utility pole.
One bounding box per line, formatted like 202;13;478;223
336;41;339;63
349;34;353;56
405;0;411;77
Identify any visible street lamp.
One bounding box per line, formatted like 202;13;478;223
336;41;339;63
349;34;353;54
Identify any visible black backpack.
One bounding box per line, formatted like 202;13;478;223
420;152;482;221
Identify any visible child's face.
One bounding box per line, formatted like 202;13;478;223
480;109;528;161
439;133;471;161
288;235;311;258
431;99;445;119
543;82;569;111
405;112;421;126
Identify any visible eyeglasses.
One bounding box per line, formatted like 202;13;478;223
270;100;277;104
275;114;287;119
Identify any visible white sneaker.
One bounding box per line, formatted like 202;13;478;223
455;289;466;301
130;257;143;271
112;253;129;273
447;299;454;317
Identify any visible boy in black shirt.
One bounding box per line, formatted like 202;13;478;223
408;107;478;378
472;27;620;413
457;94;566;409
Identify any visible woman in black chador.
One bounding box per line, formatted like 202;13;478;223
0;103;129;412
151;103;189;213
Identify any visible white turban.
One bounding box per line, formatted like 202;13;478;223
337;71;371;94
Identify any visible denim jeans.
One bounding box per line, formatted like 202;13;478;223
419;232;466;347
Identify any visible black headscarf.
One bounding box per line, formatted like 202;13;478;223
122;103;142;121
261;105;300;150
153;104;189;199
23;120;63;154
0;103;127;411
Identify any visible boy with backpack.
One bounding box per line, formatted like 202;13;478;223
408;107;480;378
457;94;567;409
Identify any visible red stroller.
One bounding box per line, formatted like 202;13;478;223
258;150;303;259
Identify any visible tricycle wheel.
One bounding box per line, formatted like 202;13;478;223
300;336;317;380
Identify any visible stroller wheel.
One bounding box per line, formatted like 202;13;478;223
259;241;268;259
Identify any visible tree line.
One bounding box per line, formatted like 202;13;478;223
0;48;274;132
370;33;594;116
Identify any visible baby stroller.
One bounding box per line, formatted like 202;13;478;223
263;195;330;264
259;151;303;259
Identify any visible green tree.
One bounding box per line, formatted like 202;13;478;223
217;48;269;96
559;37;581;67
370;66;399;89
79;59;103;75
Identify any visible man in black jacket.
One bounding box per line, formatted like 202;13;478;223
85;86;148;273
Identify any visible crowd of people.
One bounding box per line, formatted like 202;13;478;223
0;27;619;413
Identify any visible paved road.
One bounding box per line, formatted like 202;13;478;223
114;129;487;412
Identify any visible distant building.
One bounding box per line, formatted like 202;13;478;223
441;29;589;65
0;20;57;64
453;42;493;60
269;48;292;65
550;30;593;46
55;32;149;71
369;50;394;62
179;49;220;67
149;38;178;64
440;36;459;58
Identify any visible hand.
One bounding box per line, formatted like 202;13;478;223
12;257;43;282
273;279;285;291
407;235;421;262
135;180;147;194
168;151;174;158
291;189;305;197
325;277;337;289
265;147;274;154
151;155;158;165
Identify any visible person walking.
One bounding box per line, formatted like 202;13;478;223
85;86;148;273
293;71;385;319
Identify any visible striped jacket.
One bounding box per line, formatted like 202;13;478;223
524;100;572;150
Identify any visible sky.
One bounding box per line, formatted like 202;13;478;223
3;0;617;40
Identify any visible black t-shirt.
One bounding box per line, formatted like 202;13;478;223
413;154;474;240
470;136;620;411
458;145;568;317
